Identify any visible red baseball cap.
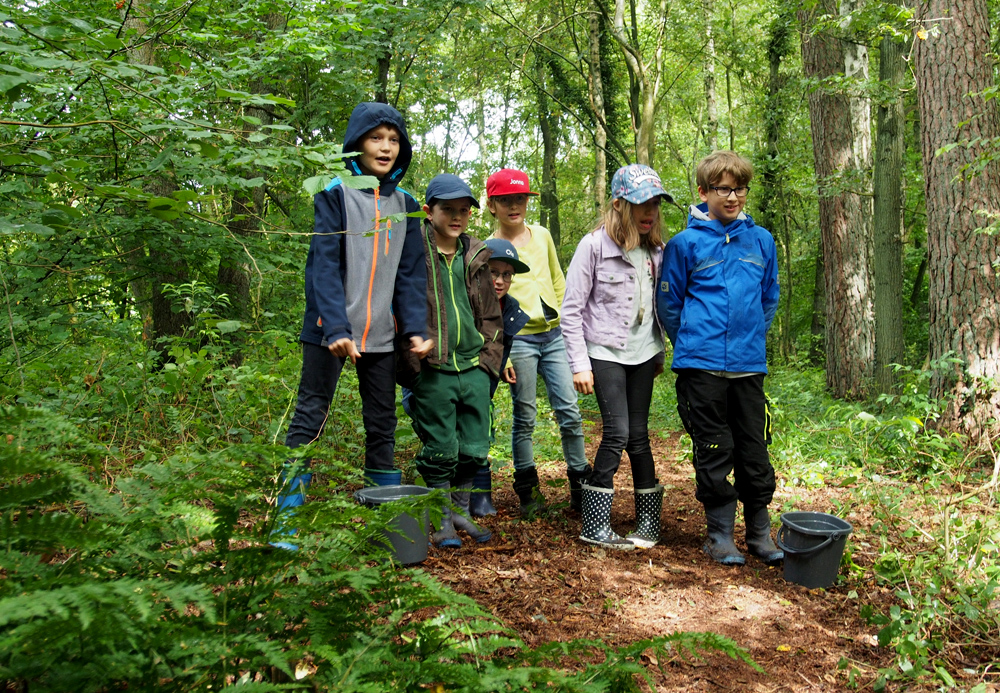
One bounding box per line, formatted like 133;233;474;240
486;169;539;198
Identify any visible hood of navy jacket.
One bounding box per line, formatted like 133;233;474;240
342;102;413;196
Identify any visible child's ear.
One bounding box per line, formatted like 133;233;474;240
611;198;623;213
422;203;431;217
697;186;710;203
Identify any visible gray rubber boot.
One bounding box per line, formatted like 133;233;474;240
626;485;663;549
451;480;492;543
468;466;497;517
567;465;592;513
703;500;746;566
429;482;461;549
579;484;634;550
745;506;783;565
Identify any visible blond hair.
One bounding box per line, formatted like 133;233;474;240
596;198;663;252
696;150;753;190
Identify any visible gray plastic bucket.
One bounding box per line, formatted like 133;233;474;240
776;511;853;589
353;485;430;565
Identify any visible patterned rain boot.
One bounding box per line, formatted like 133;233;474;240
626;485;664;549
579;484;634;550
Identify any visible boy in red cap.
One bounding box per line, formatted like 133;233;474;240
486;169;591;516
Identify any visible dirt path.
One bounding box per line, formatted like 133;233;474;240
422;427;899;691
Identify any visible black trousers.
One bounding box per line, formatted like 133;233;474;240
284;342;397;471
589;356;658;490
675;370;775;509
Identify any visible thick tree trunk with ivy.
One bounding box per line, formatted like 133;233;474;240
915;0;1000;444
872;33;907;394
756;8;793;359
799;3;874;399
534;56;561;246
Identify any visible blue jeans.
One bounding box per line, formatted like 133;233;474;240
508;335;588;473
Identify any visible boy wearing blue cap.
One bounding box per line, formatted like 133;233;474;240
400;173;503;547
463;237;531;517
656;150;782;567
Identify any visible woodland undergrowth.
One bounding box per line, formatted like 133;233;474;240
2;316;998;690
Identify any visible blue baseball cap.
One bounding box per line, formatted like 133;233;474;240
484;238;530;274
425;173;480;208
610;164;674;205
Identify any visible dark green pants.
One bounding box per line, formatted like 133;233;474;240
412;366;491;486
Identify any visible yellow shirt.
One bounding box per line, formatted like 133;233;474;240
492;224;565;335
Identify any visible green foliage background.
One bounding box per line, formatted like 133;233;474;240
2;0;999;689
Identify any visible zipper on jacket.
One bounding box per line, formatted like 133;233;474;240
446;254;462;370
361;190;382;351
725;232;730;243
424;230;444;362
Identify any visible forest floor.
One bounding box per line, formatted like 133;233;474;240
420;426;908;692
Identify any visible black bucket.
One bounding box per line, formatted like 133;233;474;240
776;511;853;589
353;485;430;565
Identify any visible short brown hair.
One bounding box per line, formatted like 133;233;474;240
696;150;753;190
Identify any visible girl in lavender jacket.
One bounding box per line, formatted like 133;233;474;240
561;164;672;550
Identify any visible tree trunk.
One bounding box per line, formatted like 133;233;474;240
702;0;719;150
534;56;561;246
123;0;190;344
607;0;666;165
810;236;826;365
757;9;793;359
799;2;875;399
872;32;907;394
915;0;1000;444
589;11;608;207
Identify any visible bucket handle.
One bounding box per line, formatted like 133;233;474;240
775;524;844;557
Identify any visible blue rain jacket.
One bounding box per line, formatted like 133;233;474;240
656;203;779;373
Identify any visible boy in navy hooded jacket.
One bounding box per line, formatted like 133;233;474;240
656;150;783;568
275;103;431;547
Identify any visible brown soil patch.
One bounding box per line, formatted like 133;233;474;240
421;426;906;691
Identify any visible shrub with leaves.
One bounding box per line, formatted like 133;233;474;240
1;405;756;692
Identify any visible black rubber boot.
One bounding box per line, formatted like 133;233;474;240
451;480;492;543
626;485;663;549
512;467;547;518
567;465;592;513
468;466;497;517
429;482;461;549
579;484;634;550
745;506;783;565
703;500;746;566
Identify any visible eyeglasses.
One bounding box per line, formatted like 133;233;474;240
490;269;514;282
709;186;750;198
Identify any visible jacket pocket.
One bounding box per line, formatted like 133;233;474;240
595;270;625;306
737;254;765;282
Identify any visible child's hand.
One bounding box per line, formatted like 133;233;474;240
329;337;360;364
654;362;664;377
502;366;517;384
573;370;594;395
409;335;433;359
